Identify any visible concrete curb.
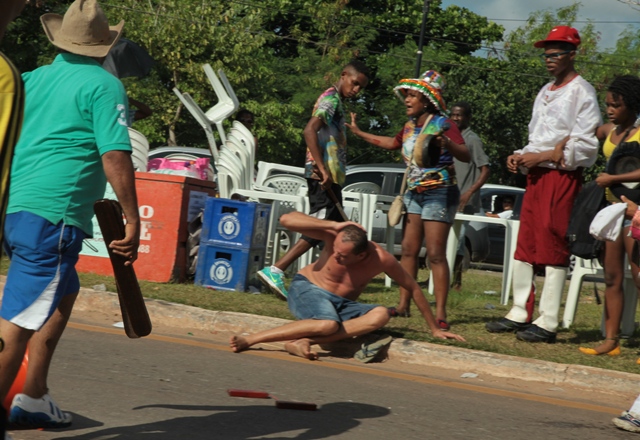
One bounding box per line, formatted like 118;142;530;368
73;287;640;395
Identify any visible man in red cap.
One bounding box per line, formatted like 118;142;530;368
485;26;602;342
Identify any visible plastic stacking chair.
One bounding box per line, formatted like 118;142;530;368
562;256;638;337
172;87;219;162
128;128;150;171
343;181;381;194
202;64;239;144
254;161;305;188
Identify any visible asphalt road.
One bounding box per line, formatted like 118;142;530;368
5;321;634;440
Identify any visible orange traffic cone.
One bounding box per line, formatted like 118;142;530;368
3;348;28;412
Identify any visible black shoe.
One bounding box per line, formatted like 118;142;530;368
485;318;530;333
516;324;557;343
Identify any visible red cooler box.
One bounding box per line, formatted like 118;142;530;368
77;172;218;282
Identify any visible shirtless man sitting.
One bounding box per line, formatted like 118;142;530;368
230;212;465;360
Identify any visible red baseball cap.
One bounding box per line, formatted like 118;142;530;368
534;26;581;48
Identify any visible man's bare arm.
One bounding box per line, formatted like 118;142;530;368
382;252;465;341
279;212;362;243
102;150;140;265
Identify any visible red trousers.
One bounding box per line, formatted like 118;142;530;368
514;167;582;267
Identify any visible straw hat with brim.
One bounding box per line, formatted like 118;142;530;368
41;0;124;58
606;140;640;203
394;70;447;115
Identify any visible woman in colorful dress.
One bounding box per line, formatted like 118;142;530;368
346;70;469;329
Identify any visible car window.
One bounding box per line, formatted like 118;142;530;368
344;171;384;188
481;193;494;212
392;171;405;195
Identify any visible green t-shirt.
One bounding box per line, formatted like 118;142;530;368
8;53;131;235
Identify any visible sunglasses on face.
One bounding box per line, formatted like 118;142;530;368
540;50;573;60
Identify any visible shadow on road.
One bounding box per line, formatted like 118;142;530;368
52;401;390;439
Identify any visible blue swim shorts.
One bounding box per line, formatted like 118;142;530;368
287;274;379;322
403;185;459;224
2;212;86;330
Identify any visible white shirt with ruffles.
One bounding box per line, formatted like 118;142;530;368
515;75;602;171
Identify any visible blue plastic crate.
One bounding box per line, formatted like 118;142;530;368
201;198;270;249
194;243;265;291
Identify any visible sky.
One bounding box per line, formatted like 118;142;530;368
440;0;640;50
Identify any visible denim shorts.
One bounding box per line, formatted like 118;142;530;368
2;212;85;330
287;274;378;322
403;185;459;224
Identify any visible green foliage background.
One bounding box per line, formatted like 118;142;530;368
4;0;640;184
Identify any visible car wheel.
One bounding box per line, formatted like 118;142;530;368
278;230;292;253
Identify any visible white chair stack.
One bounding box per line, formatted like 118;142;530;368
128;127;150;171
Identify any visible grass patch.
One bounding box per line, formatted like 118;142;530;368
4;257;639;375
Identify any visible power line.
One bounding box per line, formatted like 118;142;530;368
488;18;640;24
100;2;637;79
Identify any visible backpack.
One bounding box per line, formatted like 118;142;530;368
566;181;606;260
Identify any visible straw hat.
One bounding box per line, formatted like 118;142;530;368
41;0;124;58
394;70;447;114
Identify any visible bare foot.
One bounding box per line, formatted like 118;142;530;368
230;335;250;353
284;339;318;360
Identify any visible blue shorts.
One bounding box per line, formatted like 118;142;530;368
403;185;459;224
287;274;378;322
2;212;86;330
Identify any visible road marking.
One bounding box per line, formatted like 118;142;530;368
68;321;622;415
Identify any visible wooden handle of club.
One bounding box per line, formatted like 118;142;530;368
325;187;348;221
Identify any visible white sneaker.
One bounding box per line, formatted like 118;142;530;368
9;393;72;428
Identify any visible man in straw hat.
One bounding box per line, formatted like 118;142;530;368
0;0;139;431
485;26;601;342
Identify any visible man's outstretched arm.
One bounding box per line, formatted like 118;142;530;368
383;253;465;341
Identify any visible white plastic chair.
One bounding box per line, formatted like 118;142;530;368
226;135;254;182
224;139;251;189
228;132;254;160
439;213;519;302
128;128;150;171
255;161;305;188
171;87;219;162
202;65;239;144
562;256;638;337
343;181;381;194
216;162;243;199
231;121;257;173
260;174;308;196
251;174;310;265
218;148;246;189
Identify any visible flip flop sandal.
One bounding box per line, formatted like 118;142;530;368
354;335;394;363
387;307;411;318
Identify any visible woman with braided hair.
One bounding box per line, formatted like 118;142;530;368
579;74;640;358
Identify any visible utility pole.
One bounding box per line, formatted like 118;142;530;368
414;0;431;77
